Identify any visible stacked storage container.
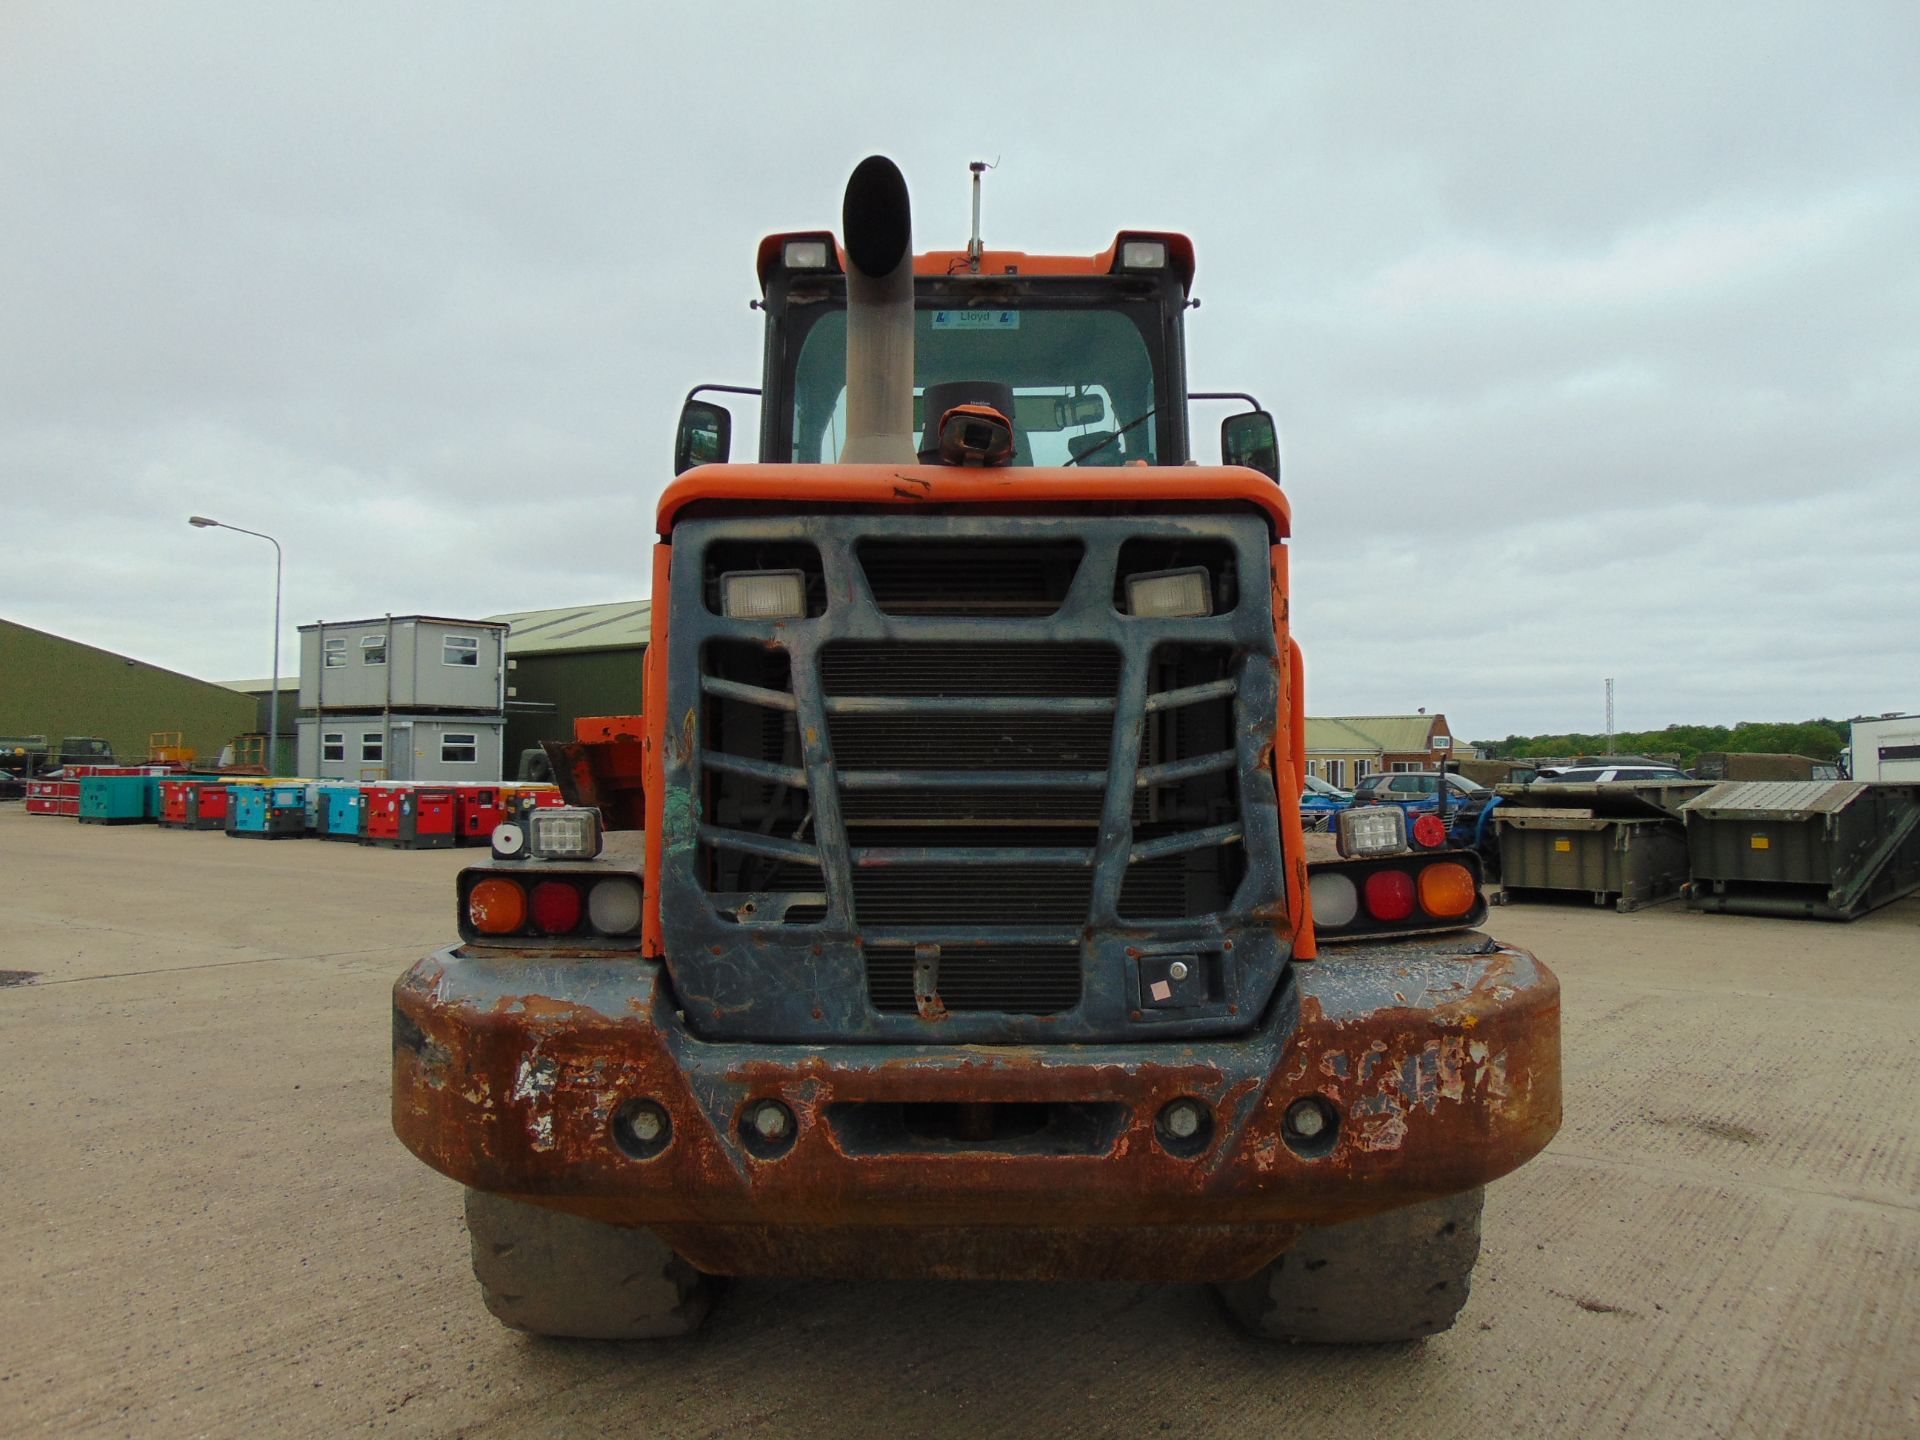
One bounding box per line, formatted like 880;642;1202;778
26;779;80;816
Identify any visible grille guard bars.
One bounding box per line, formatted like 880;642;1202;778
656;513;1293;1044
390;933;1562;1262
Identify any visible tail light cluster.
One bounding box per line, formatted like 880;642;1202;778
457;868;645;949
1307;850;1487;942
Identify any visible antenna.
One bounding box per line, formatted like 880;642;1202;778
967;160;990;272
1605;678;1615;753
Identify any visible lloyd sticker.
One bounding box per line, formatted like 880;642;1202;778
931;309;1019;330
1751;834;1770;850
1554;838;1572;853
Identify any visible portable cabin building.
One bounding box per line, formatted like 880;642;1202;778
1848;715;1920;782
295;715;505;783
298;617;507;715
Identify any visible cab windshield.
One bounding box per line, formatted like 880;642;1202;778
789;303;1162;466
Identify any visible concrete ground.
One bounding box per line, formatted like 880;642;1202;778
1;804;1915;1439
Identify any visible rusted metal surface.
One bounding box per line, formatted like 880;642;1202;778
545;715;648;831
392;932;1560;1279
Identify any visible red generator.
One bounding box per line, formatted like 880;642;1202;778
453;785;509;846
363;785;459;850
193;783;232;831
158;779;199;829
26;779;80;817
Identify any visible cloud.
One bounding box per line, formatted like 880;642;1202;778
0;0;1914;736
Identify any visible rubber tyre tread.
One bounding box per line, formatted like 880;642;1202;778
464;1189;716;1340
1217;1187;1484;1344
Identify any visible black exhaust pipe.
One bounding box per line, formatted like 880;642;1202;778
840;156;916;463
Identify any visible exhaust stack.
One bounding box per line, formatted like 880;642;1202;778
840;156;917;464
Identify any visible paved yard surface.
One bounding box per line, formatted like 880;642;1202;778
2;804;1915;1438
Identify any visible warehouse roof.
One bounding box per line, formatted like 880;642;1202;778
1306;715;1445;754
485;601;652;655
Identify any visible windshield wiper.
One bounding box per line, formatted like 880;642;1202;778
1062;407;1155;466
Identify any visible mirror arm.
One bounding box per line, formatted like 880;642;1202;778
1189;390;1264;412
686;383;762;404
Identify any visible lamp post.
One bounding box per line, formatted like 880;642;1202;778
189;516;283;773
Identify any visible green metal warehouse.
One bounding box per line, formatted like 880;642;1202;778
485;601;651;768
0;618;255;765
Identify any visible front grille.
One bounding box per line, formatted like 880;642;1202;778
672;517;1278;1037
868;945;1082;1014
820;643;1118;697
848;865;1093;925
858;539;1083;617
825;642;1117;829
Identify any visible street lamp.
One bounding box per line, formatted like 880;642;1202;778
189;516;283;774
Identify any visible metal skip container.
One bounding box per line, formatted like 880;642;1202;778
1492;781;1707;913
1682;780;1920;921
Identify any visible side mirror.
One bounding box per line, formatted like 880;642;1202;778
674;400;732;475
1221;410;1280;483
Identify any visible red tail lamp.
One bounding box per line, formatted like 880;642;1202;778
1411;813;1447;848
530;881;584;935
469;878;527;935
1363;869;1416;922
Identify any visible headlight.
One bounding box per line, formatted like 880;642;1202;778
1119;239;1168;269
527;806;603;860
720;569;807;620
1336;805;1407;859
1125;567;1211;618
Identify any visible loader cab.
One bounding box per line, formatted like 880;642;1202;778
678;233;1224;475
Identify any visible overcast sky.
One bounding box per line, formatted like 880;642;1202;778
2;2;1914;740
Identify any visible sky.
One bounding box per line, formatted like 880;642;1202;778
1;1;1914;742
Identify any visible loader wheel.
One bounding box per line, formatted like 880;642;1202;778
1217;1188;1483;1344
463;1189;717;1340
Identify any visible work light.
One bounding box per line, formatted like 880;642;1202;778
1336;805;1407;859
784;238;829;268
527;806;604;860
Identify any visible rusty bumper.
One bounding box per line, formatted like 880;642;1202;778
393;933;1559;1280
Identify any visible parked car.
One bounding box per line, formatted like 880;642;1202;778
1299;773;1352;830
1352;771;1489;806
1531;765;1691;784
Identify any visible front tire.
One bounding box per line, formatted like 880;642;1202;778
464;1189;717;1340
1217;1188;1483;1343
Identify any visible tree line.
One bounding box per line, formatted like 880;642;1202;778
1472;719;1850;766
